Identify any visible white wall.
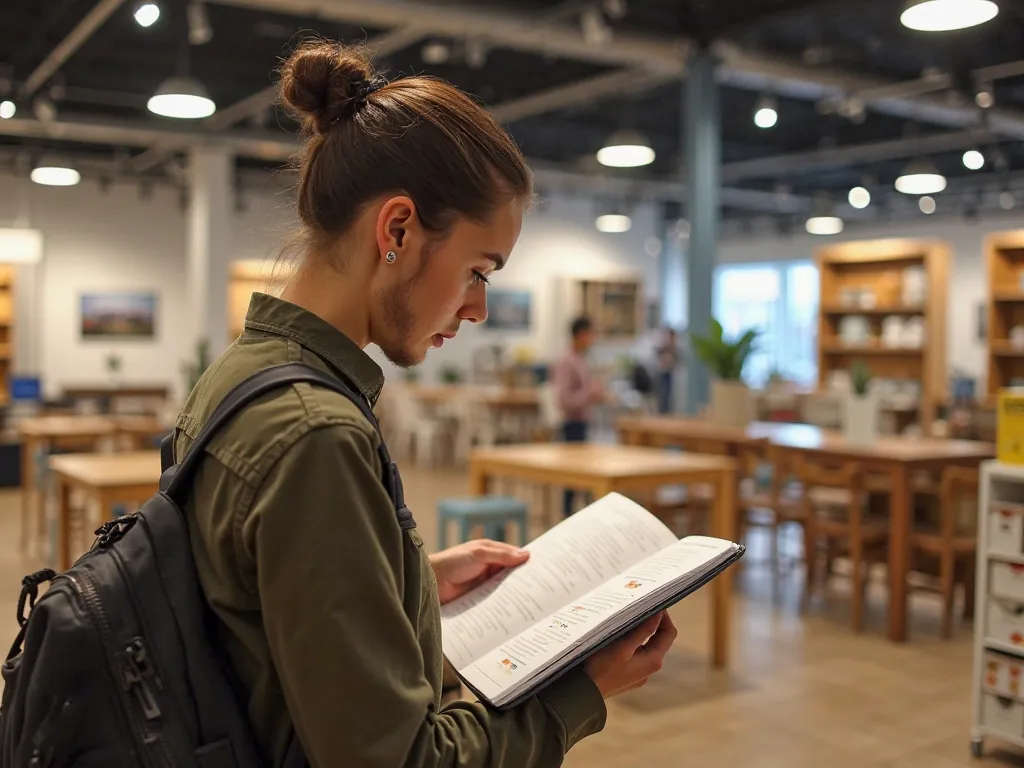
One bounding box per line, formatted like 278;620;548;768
0;172;662;397
716;212;1024;388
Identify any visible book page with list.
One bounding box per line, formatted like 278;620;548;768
440;493;678;669
460;536;739;706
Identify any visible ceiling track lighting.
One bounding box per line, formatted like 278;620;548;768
900;0;998;31
919;195;937;214
596;129;655;168
0;100;14;119
963;149;985;170
187;0;213;45
975;81;995;109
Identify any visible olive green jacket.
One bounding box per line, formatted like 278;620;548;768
173;293;606;767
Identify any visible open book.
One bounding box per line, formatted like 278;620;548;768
440;492;744;710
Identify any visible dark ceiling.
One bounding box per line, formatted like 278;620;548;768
2;0;1024;223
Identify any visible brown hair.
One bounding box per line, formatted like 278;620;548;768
278;40;532;252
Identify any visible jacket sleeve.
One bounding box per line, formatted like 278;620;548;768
247;420;607;768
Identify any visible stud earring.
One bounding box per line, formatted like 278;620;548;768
385;251;397;264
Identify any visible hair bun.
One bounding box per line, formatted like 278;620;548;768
279;41;377;134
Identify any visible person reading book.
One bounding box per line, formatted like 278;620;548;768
170;39;693;768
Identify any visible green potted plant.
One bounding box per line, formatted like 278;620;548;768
691;318;759;427
104;352;123;387
843;358;877;444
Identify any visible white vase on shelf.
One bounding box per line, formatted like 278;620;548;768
842;391;878;445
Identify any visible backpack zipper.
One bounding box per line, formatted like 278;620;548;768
67;572;172;768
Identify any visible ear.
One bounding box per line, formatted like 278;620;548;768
376;195;417;256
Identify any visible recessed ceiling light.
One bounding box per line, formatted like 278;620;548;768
962;149;985;170
31;164;81;186
147;76;215;118
900;0;998;31
805;216;844;235
596;214;631;233
134;1;160;27
848;186;871;209
753;96;778;129
895;160;946;195
596;130;655;168
0;101;14;119
919;195;937;214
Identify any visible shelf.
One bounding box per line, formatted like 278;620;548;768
821;305;925;316
821;344;924;355
991;342;1024;358
994;291;1024;303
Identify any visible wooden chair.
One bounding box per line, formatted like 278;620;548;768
910;465;979;638
738;442;806;574
797;457;888;632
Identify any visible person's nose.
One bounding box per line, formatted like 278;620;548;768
458;284;488;324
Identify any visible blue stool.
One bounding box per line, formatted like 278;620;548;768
437;497;529;550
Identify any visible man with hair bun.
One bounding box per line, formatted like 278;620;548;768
172;39;677;767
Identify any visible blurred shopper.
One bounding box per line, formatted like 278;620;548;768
656;326;681;413
553;315;607;516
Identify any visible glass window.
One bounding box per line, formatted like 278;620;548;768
712;261;819;388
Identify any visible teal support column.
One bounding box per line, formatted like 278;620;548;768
683;49;721;415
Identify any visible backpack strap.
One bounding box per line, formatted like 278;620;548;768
159;363;411;529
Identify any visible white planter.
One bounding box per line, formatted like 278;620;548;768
842;392;878;445
710;379;753;428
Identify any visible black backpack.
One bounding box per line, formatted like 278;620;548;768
0;363;413;767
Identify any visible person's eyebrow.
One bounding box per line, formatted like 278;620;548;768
484;252;506;270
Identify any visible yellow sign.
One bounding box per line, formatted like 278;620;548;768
998;390;1024;464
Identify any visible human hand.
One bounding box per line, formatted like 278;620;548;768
429;540;529;605
583;611;677;699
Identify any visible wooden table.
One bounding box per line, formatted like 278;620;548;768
468;443;738;668
618;415;995;642
18;415;168;552
408;384;539;409
48;451;162;571
768;430;994;642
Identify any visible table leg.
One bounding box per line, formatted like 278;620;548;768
57;478;73;572
469;464;489;496
888;463;911;642
712;467;737;668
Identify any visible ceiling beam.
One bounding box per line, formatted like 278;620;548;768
21;0;129;98
209;0;689;73
721;129;1001;183
491;68;678;124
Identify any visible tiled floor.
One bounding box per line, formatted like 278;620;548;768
1;467;1022;766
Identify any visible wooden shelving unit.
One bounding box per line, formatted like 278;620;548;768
816;238;949;428
986;232;1024;399
227;259;293;342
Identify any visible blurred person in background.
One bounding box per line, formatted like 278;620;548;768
656;326;681;414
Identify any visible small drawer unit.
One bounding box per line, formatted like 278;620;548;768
989;502;1024;558
991;562;1024;603
988;598;1024;648
985;650;1024;700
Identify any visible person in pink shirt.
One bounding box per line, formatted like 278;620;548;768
553;316;607;516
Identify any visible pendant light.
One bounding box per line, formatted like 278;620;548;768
900;0;998;31
148;76;215;118
596;213;632;233
895;159;946;195
0;101;15;119
805;215;844;236
31;162;81;186
596;130;655;168
848;186;871;209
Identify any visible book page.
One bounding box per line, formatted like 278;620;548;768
459;536;737;706
440;493;677;669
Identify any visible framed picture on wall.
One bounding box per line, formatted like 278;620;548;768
80;292;157;339
483;289;531;331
